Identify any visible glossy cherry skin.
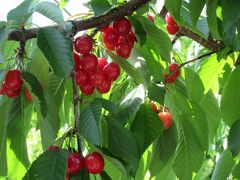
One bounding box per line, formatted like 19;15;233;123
67;152;85;175
97;58;108;70
80;83;95;96
73;53;82;70
2;82;21;98
5;69;23;91
115;42;131;59
158;111;172;129
151;103;159;113
103;62;120;82
164;72;176;84
165;12;176;25
74;36;93;55
118;31;135;49
169;63;180;77
47;146;59;151
25;88;32;102
166;24;179;35
102;27;119;46
81;54;98;72
76;70;88;86
85;152;105;174
113;17;132;37
104;42;116;51
92;71;106;87
96;79;111;94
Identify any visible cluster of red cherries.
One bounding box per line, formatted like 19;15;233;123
165;12;180;35
101;17;135;59
47;146;104;179
151;103;172;129
73;36;120;96
0;69;32;101
164;63;180;84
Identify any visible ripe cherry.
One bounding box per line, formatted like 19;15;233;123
96;79;111;94
81;54;98;72
164;72;176;84
25;88;32;102
92;71;106;86
100;24;109;32
47;146;59;151
115;42;131;59
103;62;120;82
148;15;154;23
169;63;180;77
74;36;93;55
118;31;135;48
104;42;116;51
166;24;179;35
67;152;85;175
2;82;21;98
80;83;95;96
73;53;82;70
76;70;88;86
97;58;108;70
85;152;105;174
5;69;23;91
113;17;132;37
102;27;119;45
151;103;159;113
158;111;172;129
165;12;176;25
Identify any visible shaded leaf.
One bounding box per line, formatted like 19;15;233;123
188;0;205;27
88;0;111;16
148;82;166;104
228;119;240;157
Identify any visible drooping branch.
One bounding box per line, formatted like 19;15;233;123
159;6;224;51
8;0;151;42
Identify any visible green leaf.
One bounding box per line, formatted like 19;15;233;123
23;149;68;180
222;0;240;32
7;0;38;27
107;51;147;87
88;0;111;16
137;16;172;61
129;16;146;46
7;97;30;168
164;0;182;22
228;119;240;157
199;90;221;142
233;162;240;179
37;27;73;78
130;104;164;155
35;1;64;27
221;67;240;126
69;169;90;180
188;0;205;27
100;171;112;180
0;21;10;45
194;159;214;180
79;101;102;145
212;149;235;180
95;98;118;113
22;71;47;118
0;98;8;176
148;82;166;104
185;68;204;102
106;117;139;173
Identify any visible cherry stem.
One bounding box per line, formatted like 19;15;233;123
164;50;218;83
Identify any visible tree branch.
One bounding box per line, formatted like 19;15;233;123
8;0;151;41
159;6;224;51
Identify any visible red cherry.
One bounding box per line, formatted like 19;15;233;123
67;152;85;175
113;17;132;37
65;173;69;180
73;53;82;70
103;62;120;82
158;111;172;129
169;63;180;77
100;24;109;32
85;152;105;174
166;24;179;35
74;36;93;55
76;70;88;86
115;42;131;59
148;15;154;23
97;58;108;70
81;54;98;72
165;12;176;25
5;69;23;91
47;146;59;151
2;82;21;98
151;103;159;113
25;88;32;102
104;42;116;51
164;72;176;84
118;31;135;49
96;79;111;94
102;27;119;45
92;71;106;86
80;83;95;96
